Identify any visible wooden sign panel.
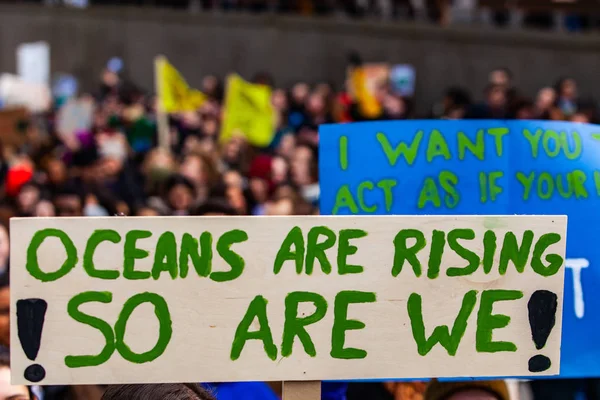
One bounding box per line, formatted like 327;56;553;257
10;216;566;385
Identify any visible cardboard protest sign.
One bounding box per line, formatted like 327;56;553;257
11;215;565;385
319;120;597;378
0;107;29;147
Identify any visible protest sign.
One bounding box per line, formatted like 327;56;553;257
220;74;275;147
17;42;50;86
390;64;416;97
11;215;565;385
319;120;598;378
0;74;51;113
0;107;29;147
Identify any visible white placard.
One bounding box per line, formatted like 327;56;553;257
10;215;566;385
17;42;50;86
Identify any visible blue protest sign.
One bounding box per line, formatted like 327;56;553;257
319;120;600;378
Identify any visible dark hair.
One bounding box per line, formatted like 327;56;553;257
164;174;196;196
192;198;238;216
102;383;215;400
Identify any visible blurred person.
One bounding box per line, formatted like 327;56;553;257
102;384;215;400
488;67;516;103
425;380;509;400
0;273;8;349
510;98;535;120
0;349;38;400
534;87;557;119
382;93;407;120
53;186;84;217
555;77;578;117
180;152;218;204
16;182;41;217
431;87;471;119
466;84;507;119
290;143;319;205
0;225;7;277
164;174;196;215
35;200;56;217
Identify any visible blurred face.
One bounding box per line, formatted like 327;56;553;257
224;170;244;189
291;83;310;105
137;207;159;217
180;155;207;187
272;156;289;184
250;178;268;204
489;69;509;87
0;288;8;347
277;134;296;160
202;76;218;96
447;389;498;400
561;79;577;99
0;366;30;400
0;227;7;274
35;200;55;217
536;87;556;110
306;93;325;115
272;89;288;112
226;187;247;215
487;87;506;109
202;118;218;137
291;146;314;186
266;198;294;215
46;159;67;185
571;113;590;123
168;184;193;212
17;186;40;215
383;95;405;118
55;195;82;217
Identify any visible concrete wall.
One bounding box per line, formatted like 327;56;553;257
1;4;600;113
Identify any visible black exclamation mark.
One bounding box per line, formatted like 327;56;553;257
527;290;558;373
16;298;48;383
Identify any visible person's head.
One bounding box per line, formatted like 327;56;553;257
276;134;296;160
53;186;83;217
383;94;406;119
291;144;318;186
16;182;41;216
45;158;67;186
306;92;326;116
165;175;196;213
291;82;310;106
0;350;36;400
179;152;216;189
535;87;556;111
444;87;471;111
425;380;509;400
488;68;512;88
272;89;288;112
35;200;56;217
102;383;215;400
0;274;9;348
556;77;577;100
485;84;507;109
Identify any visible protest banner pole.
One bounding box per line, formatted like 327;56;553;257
154;55;170;153
282;381;321;400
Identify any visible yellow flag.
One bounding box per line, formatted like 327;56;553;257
157;57;206;113
348;65;387;118
220;74;275;147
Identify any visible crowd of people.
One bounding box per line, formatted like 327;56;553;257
0;54;596;400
